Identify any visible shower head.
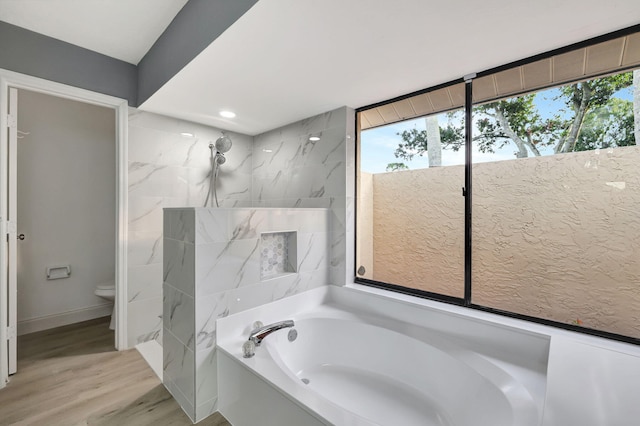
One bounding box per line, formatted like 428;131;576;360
215;153;227;165
215;134;233;153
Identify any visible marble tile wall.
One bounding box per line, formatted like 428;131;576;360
163;207;330;422
127;109;252;348
252;106;355;286
157;105;354;422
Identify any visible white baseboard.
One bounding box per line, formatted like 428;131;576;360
136;339;163;381
17;303;113;336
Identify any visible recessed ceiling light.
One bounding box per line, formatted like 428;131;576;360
180;132;194;137
220;110;236;118
309;136;320;141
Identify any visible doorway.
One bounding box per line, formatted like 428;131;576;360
16;88;116;343
0;69;128;387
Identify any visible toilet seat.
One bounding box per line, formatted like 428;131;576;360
95;281;116;330
95;280;115;296
95;283;115;298
96;283;115;291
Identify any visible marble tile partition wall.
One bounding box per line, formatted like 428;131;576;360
127;109;252;348
252;106;356;286
163;207;330;422
162;208;196;419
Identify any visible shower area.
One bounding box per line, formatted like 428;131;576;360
126;113;255;348
157;106;353;422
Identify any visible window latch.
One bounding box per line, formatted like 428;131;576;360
462;187;467;197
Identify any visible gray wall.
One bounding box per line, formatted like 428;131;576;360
16;89;116;332
0;22;137;104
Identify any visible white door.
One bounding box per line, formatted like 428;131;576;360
6;87;18;375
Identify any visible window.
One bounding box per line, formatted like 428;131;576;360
358;107;465;299
356;26;640;343
471;71;639;338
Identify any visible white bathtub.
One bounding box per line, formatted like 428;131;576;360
265;316;539;426
217;286;548;426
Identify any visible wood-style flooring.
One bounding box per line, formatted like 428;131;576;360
0;317;230;426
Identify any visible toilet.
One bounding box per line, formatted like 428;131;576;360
95;280;116;330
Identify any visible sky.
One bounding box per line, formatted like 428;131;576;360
360;82;634;174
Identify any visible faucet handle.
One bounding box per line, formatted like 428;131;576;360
242;340;256;358
252;321;264;330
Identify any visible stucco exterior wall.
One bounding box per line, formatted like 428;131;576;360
372;165;465;298
367;146;640;338
356;172;374;280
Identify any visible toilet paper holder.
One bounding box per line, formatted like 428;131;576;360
46;265;71;280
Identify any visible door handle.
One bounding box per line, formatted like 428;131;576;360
17;234;25;240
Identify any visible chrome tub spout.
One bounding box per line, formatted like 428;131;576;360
249;320;295;346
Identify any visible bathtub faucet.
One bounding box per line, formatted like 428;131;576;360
249;320;295;346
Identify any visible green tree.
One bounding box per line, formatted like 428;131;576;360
386;162;409;172
474;94;546;158
554;72;633;153
575;98;636;151
391;73;635;162
392;114;463;164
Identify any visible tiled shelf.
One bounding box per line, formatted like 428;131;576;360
260;231;297;280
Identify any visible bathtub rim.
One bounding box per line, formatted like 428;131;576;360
346;282;640;357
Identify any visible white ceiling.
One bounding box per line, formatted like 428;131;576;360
140;0;640;135
0;0;187;64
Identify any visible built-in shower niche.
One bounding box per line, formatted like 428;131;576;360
260;231;297;281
